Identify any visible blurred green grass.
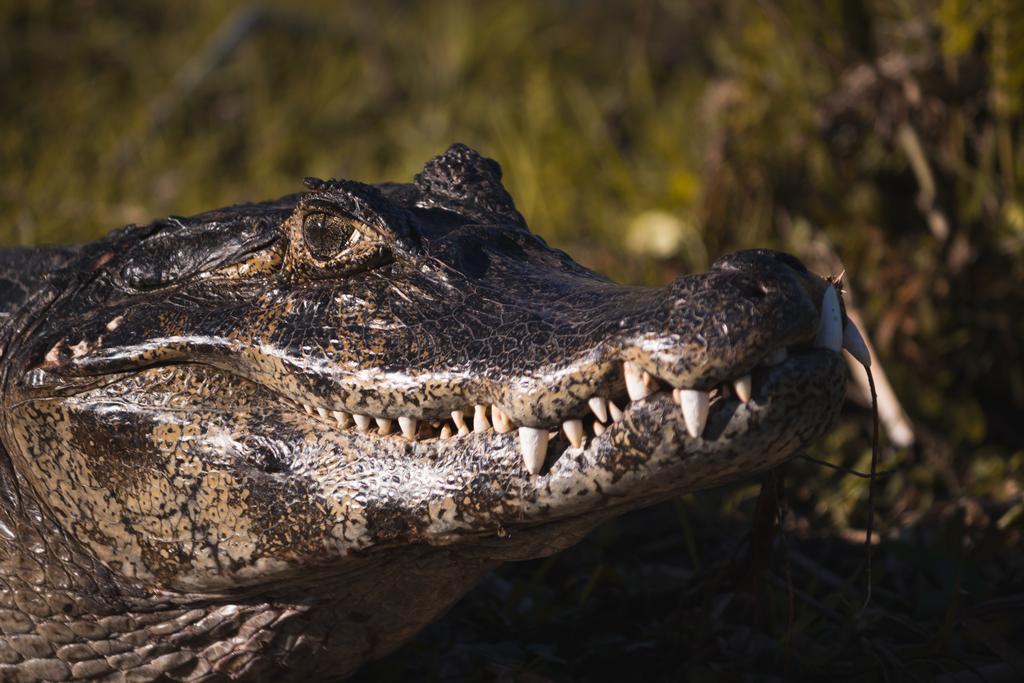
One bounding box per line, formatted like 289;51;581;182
2;0;1023;679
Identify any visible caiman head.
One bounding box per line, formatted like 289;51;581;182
0;145;854;679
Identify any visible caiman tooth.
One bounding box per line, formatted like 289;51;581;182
814;286;843;352
439;424;453;439
451;410;470;435
491;405;514;433
608;400;624;423
316;406;329;420
398;416;418;440
375;417;393;435
733;375;752;403
353;414;372;432
843;320;872;368
762;348;788;366
624;361;656;401
675;388;710;439
588;396;609;423
473;404;491;433
562;419;584;449
593;420;606;436
302;403;313;415
332;411;351;428
518;426;548;475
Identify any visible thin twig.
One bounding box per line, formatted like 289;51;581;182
798;454;894;479
862;366;881;609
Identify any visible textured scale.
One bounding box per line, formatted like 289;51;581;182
0;145;847;680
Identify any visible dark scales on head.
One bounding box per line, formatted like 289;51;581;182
0;144;855;681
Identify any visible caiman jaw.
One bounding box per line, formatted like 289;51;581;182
276;279;864;478
268;288;859;501
287;339;831;477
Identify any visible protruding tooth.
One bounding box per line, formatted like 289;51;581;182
316;406;329;419
608;400;624;423
491;405;514;433
302;403;313;415
332;411;351;428
440;424;453;439
353;414;372;432
814;286;843;352
593;420;607;436
562;419;584;449
733;375;752;403
588;396;609;423
398;416;418;440
518;426;549;475
624;361;656;401
842;320;871;368
451;410;469;435
474;404;491;432
375;417;393;435
762;348;788;366
677;389;710;439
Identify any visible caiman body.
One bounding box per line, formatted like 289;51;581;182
0;145;848;681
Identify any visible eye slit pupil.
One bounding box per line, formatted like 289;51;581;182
302;212;355;261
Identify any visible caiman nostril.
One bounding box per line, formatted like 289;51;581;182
734;278;769;301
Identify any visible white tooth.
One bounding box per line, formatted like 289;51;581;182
588;396;609;423
451;410;469;434
733;375;752;403
593;420;606;436
518;426;548;475
608;400;624;422
843;320;872;368
375;417;393;435
678;389;710;439
440;424;453;439
491;405;514;433
302;403;313;415
762;348;788;366
814;286;843;352
332;411;351;428
562;419;584;449
316;406;329;419
398;416;418;440
624;362;656;401
474;404;491;432
353;414;371;432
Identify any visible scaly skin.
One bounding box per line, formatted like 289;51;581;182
0;145;847;680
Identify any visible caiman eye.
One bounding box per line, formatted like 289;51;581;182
302;212;360;261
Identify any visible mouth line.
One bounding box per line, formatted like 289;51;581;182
286;342;810;476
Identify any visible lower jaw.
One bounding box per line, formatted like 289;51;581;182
386;350;846;557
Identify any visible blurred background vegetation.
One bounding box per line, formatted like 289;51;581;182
2;0;1022;679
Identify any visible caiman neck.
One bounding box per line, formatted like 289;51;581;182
0;474;498;680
